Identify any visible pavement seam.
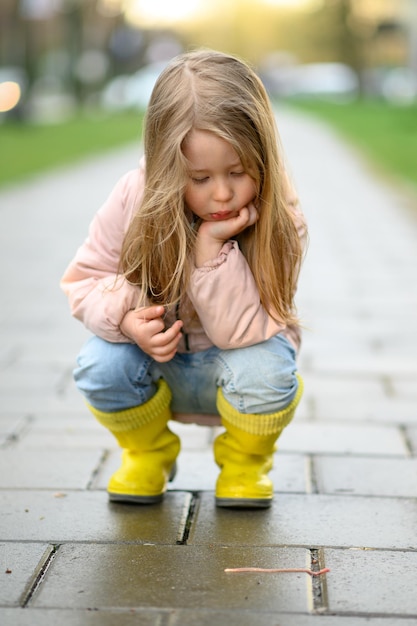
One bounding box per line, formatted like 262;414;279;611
310;548;329;614
86;449;111;490
305;455;319;494
1;415;34;450
176;492;199;545
20;543;59;608
399;425;415;457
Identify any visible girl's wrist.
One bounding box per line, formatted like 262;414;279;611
194;233;224;267
120;309;136;339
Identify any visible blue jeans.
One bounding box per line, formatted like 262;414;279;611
74;334;299;415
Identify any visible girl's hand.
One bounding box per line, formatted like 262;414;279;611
120;305;183;362
195;202;258;267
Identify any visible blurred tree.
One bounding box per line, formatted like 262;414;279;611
0;0;411;116
304;0;366;82
409;0;417;75
0;0;26;71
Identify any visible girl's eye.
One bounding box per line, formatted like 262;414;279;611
191;177;208;184
231;171;245;177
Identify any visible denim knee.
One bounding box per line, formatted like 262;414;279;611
74;336;156;412
216;334;299;414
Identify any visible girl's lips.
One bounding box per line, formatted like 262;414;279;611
210;210;233;220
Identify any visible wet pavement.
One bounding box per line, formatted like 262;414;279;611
1;107;417;625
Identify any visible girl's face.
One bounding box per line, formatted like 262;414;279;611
183;129;257;222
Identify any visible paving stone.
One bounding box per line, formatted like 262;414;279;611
0;609;164;626
22;415;105;434
314;456;417;498
16;431;114;449
301;372;384;397
170;611;417;626
17;416;115;449
189;493;417;550
309;354;417;377
325;548;417;616
0;416;31;446
300;373;417;424
0;449;104;489
390;378;417;400
0;391;89;417
0;363;64;394
31;544;311;613
1;609;416;626
0;543;52;607
0;491;189;543
314;396;417;425
278;422;407;456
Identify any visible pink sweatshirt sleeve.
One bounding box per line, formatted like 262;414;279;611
188;241;286;350
60;168;144;342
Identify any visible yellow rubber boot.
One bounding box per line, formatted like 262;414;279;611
214;375;303;508
88;380;180;504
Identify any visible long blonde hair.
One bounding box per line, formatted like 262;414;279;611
120;49;304;324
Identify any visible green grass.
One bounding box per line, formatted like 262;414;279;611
2;101;417;193
286;99;417;189
0;110;144;187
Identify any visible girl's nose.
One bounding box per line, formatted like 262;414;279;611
213;178;233;202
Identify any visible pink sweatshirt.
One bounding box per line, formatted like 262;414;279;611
60;161;306;353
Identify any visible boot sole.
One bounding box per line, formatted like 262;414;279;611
109;492;164;504
215;496;272;509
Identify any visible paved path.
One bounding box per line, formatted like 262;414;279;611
1;108;417;625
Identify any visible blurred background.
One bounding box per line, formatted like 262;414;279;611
1;0;416;189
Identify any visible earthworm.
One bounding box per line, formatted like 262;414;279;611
224;567;330;577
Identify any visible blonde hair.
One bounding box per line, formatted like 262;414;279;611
120;49;304;324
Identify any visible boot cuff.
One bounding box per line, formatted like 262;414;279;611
87;379;172;432
217;374;304;436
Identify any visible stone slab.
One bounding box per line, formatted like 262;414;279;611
306;354;417;377
391;378;417;400
0;448;104;489
17;416;115;449
0;543;52;607
0;363;64;395
314;456;417;498
0;416;29;435
0;393;91;419
278;422;407;456
0;609;164;626
0;491;189;544
170;612;417;626
300;373;417;424
325;548;417;616
0;416;31;446
31;544;311;613
21;415;106;434
189;493;417;550
1;609;417;626
15;430;114;449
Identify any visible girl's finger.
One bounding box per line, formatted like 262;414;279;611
151;328;183;349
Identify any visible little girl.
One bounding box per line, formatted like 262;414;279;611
61;49;307;509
